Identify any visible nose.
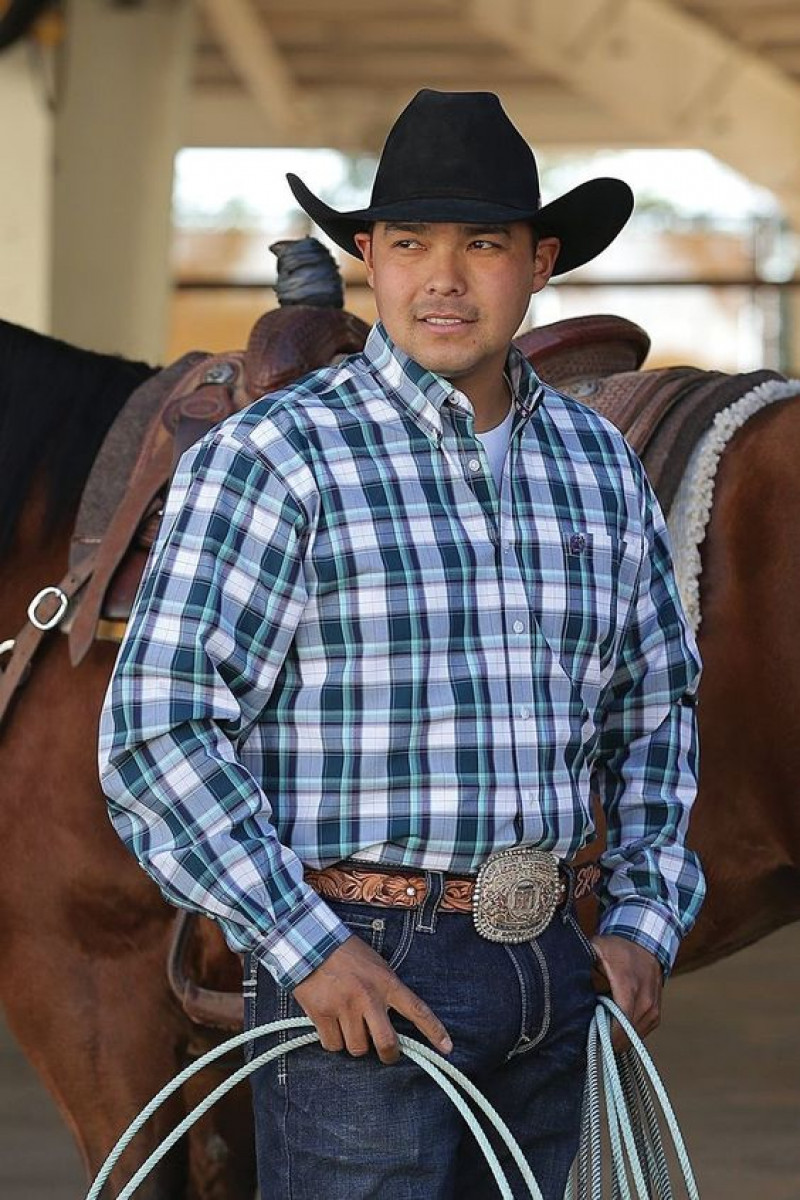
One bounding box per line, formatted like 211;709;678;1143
424;247;466;296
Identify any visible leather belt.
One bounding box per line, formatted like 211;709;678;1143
304;864;478;914
305;847;573;944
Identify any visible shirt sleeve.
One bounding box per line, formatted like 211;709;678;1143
98;431;352;990
591;458;706;975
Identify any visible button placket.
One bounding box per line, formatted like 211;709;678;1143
496;510;537;845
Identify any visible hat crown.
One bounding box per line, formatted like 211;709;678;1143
370;89;540;214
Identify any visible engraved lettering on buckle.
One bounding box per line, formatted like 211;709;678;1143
473;847;560;944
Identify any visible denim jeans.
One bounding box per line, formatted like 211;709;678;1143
244;871;596;1199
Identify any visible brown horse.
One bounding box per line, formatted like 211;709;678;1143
1;311;800;1197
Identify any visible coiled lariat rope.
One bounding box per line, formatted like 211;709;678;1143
84;997;699;1200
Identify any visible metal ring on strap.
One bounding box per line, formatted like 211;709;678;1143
0;639;15;666
27;586;69;631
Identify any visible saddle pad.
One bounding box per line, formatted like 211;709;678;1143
642;368;782;513
668;376;800;633
582;366;786;516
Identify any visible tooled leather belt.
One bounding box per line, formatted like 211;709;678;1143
304;863;482;914
305;846;573;938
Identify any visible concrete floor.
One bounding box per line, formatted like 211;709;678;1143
1;923;798;1199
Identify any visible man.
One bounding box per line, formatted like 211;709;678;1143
100;90;704;1199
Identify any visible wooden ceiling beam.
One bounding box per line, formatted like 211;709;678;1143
465;0;800;227
196;0;309;139
185;84;660;152
253;0;454;15
289;49;535;85
264;15;489;50
728;12;800;48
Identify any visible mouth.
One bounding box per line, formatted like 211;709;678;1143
417;314;477;328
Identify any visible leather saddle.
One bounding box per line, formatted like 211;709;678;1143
67;305;370;665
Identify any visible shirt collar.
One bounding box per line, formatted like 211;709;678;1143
362;322;545;440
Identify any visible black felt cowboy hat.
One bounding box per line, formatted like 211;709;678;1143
287;89;633;275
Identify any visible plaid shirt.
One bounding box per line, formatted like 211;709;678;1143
99;323;704;988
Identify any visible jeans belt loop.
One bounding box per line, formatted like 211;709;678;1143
416;870;445;935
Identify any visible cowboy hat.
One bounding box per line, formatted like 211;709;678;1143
287;89;633;275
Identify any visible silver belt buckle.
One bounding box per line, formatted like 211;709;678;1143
473;847;561;943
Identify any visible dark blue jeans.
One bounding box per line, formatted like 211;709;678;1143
244;872;596;1199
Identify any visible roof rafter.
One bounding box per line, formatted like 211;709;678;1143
196;0;308;140
186;84;663;152
466;0;800;227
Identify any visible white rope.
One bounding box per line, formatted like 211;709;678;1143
667;377;800;635
83;998;700;1199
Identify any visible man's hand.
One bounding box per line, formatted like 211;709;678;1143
292;935;453;1065
589;934;663;1053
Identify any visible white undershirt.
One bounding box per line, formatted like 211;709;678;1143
476;401;515;490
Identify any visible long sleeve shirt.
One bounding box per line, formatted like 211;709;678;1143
99;322;705;989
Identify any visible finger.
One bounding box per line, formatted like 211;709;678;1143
364;1008;401;1065
611;1018;631;1055
313;1016;345;1053
613;985;660;1049
389;981;453;1054
339;1013;371;1058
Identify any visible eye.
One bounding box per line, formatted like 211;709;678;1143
392;238;423;250
470;239;502;250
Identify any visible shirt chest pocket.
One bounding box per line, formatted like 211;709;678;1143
532;530;639;694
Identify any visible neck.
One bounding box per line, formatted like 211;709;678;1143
453;361;513;432
472;378;512;432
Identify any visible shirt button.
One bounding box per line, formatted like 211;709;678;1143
520;705;531;720
569;532;587;554
468;458;481;472
513;620;525;633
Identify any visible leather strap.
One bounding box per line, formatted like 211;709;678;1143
304;863;570;914
0;550;98;731
306;865;475;912
67;445;173;666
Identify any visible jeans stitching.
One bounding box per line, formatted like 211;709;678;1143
502;944;529;1059
341;913;386;957
242;954;259;1064
416;871;445;933
507;939;552;1057
527;939;552;1049
277;985;291;1086
386;908;415;972
566;911;598;965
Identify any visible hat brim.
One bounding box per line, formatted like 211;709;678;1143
287;173;633;275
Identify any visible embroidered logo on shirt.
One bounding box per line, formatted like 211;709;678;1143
566;531;589;556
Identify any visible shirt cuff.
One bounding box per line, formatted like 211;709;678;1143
250;885;353;990
597;897;682;976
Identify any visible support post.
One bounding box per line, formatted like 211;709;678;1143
51;0;195;363
0;42;53;331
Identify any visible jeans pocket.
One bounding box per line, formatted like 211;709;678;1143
331;902;416;974
331;902;388;956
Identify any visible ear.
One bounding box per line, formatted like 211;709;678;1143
531;237;561;295
353;231;375;287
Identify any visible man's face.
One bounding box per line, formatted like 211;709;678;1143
354;221;560;392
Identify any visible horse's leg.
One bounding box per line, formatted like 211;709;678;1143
1;930;191;1198
0;640;255;1198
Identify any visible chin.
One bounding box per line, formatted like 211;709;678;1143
412;350;478;378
